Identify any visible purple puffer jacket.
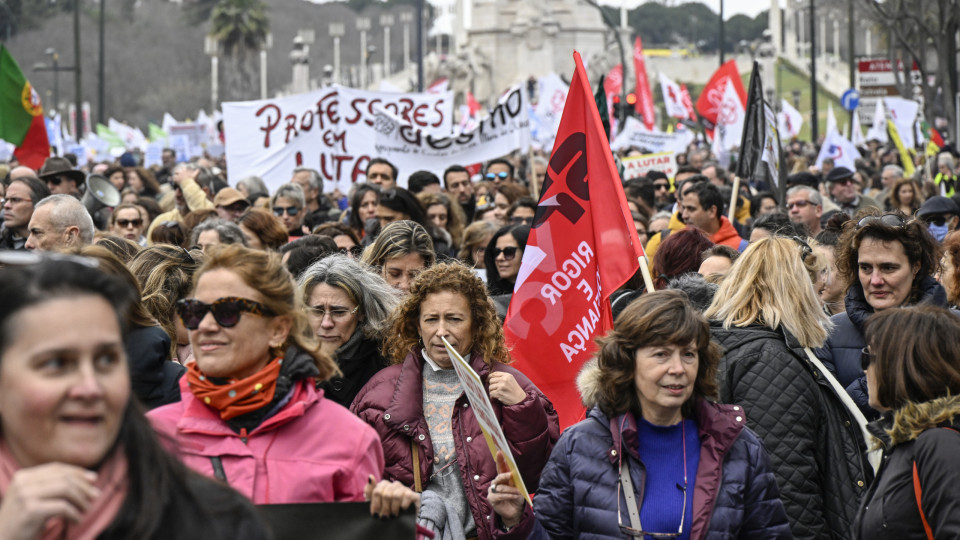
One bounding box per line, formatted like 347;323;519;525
350;348;559;540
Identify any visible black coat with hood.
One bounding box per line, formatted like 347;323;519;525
711;322;872;540
854;395;960;539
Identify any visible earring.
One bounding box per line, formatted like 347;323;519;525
270;343;285;359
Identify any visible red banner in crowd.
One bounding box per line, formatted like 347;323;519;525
633;37;655;130
695;59;746;131
504;52;643;429
680;84;697;122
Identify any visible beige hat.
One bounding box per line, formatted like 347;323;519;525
214;187;249;208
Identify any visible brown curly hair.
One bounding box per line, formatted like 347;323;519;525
383;262;509;366
835;209;941;301
594;290;720;419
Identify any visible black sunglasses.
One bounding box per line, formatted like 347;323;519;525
485;171;509;180
47;175;63;186
856;214;907;230
273;206;300;217
921;214;949;227
653;182;670;191
176;297;276;330
490;246;519;260
790;236;813;263
116;218;143;228
510;216;533;225
339;246;364;257
860;346;873;371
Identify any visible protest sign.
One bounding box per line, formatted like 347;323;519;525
443;337;532;506
222;86;455;194
610;116;694;155
621;151;678;180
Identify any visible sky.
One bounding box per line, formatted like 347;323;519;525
597;0;773;19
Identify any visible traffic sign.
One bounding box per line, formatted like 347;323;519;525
841;88;860;111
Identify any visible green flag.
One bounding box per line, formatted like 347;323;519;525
0;45;50;169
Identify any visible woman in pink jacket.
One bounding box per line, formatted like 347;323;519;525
149;244;383;504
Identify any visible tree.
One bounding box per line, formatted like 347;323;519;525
859;0;959;143
208;0;270;102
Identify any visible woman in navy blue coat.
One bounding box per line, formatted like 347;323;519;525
488;291;790;540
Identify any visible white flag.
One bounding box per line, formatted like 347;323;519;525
659;72;688;119
852;110;866;146
816;130;860;171
866;99;888;143
710;79;746;166
778;99;803;139
883;97;919;149
826;102;838;136
761;102;783;189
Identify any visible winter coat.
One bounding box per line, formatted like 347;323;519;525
817;277;950;417
492;399;791;540
710;216;749;252
320;329;387;408
711;323;871;540
854;395;960;539
350;348;559;540
126;325;184;410
148;348;384;504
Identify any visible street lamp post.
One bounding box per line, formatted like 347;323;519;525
330;22;345;85
260;33;272;99
381;14;394;79
357;17;371;88
204;36;220;113
73;0;83;139
33;49;75;120
400;11;413;74
810;0;818;142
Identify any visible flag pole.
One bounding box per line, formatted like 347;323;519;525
728;175;741;223
638;256;655;293
528;145;539;198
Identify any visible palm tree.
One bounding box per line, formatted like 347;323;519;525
188;0;269;102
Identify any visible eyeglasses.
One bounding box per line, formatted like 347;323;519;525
47;176;63;186
510;216;533;225
273;206;301;217
921;214;949;227
787;200;813;210
860;346;874;371
116;218;143;228
1;197;29;206
490;246;519;260
653;182;670;191
176;297;276;330
485;171;509;181
791;236;813;263
339;246;364;257
309;305;359;320
856;214;907;230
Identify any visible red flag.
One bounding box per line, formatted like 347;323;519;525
696;60;746;131
679;84;697;122
504;52;644;429
0;46;50;170
603;64;623;128
633;37;655;130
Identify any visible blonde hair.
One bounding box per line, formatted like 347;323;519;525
705;237;832;348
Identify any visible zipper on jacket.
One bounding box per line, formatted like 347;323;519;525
240;427;248;444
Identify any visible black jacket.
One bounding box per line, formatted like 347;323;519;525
319;330;386;408
711;322;872;540
126;326;185;410
854;395;960;539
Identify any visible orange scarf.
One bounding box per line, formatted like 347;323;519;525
186;358;284;420
0;440;128;540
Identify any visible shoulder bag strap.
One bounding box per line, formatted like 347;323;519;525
209;456;227;483
411;438;423;493
618;459;642;532
912;460;935;540
803;347;881;473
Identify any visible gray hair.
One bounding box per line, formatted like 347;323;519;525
298;254;399;339
237;175;269;195
271;183;306;209
938;153;955;172
787;185;822;206
34;194;95;245
292;168;322;190
882;164;904;179
190;218;248;248
650;210;673;223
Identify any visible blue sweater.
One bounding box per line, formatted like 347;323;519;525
636;417;700;540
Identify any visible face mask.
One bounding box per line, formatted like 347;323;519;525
929;222;950;243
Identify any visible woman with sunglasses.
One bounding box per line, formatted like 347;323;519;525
108;203;147;245
297;254;398;408
853;305;960;539
353;262;558;540
706;237;872;539
270;183;308;240
816;211;943;419
489;290;789;539
484;225;529;300
0;256;270;539
149;245;384;504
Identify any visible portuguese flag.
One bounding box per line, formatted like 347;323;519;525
0;45;50;170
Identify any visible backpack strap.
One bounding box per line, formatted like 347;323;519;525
411;438;423;493
912;460;935;540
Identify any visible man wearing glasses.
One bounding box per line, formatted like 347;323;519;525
37;156;85;198
786;186;823;237
0;176;50;250
484;158;515;186
648;171;674;211
825;167;880;218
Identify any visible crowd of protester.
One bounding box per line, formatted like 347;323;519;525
1;132;960;539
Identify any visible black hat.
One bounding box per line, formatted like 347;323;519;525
787;171;819;188
916;196;960;219
37;156;86;185
824;166;855;184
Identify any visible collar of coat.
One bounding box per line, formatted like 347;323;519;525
844;275;947;331
870;394;960;448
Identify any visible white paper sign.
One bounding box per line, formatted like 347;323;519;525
622;151;679;180
611;117;695;155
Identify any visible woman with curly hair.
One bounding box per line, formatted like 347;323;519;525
352;263;559;539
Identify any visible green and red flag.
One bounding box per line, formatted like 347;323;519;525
0;45;50;169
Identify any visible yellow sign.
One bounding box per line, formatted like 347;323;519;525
442;337;532;506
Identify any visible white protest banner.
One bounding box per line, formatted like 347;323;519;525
622;151;678;180
222;86;454;194
371;86;529;179
532;73;569;151
442;337;531;506
610;116;694;155
883;96;919;149
816;130;859;171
